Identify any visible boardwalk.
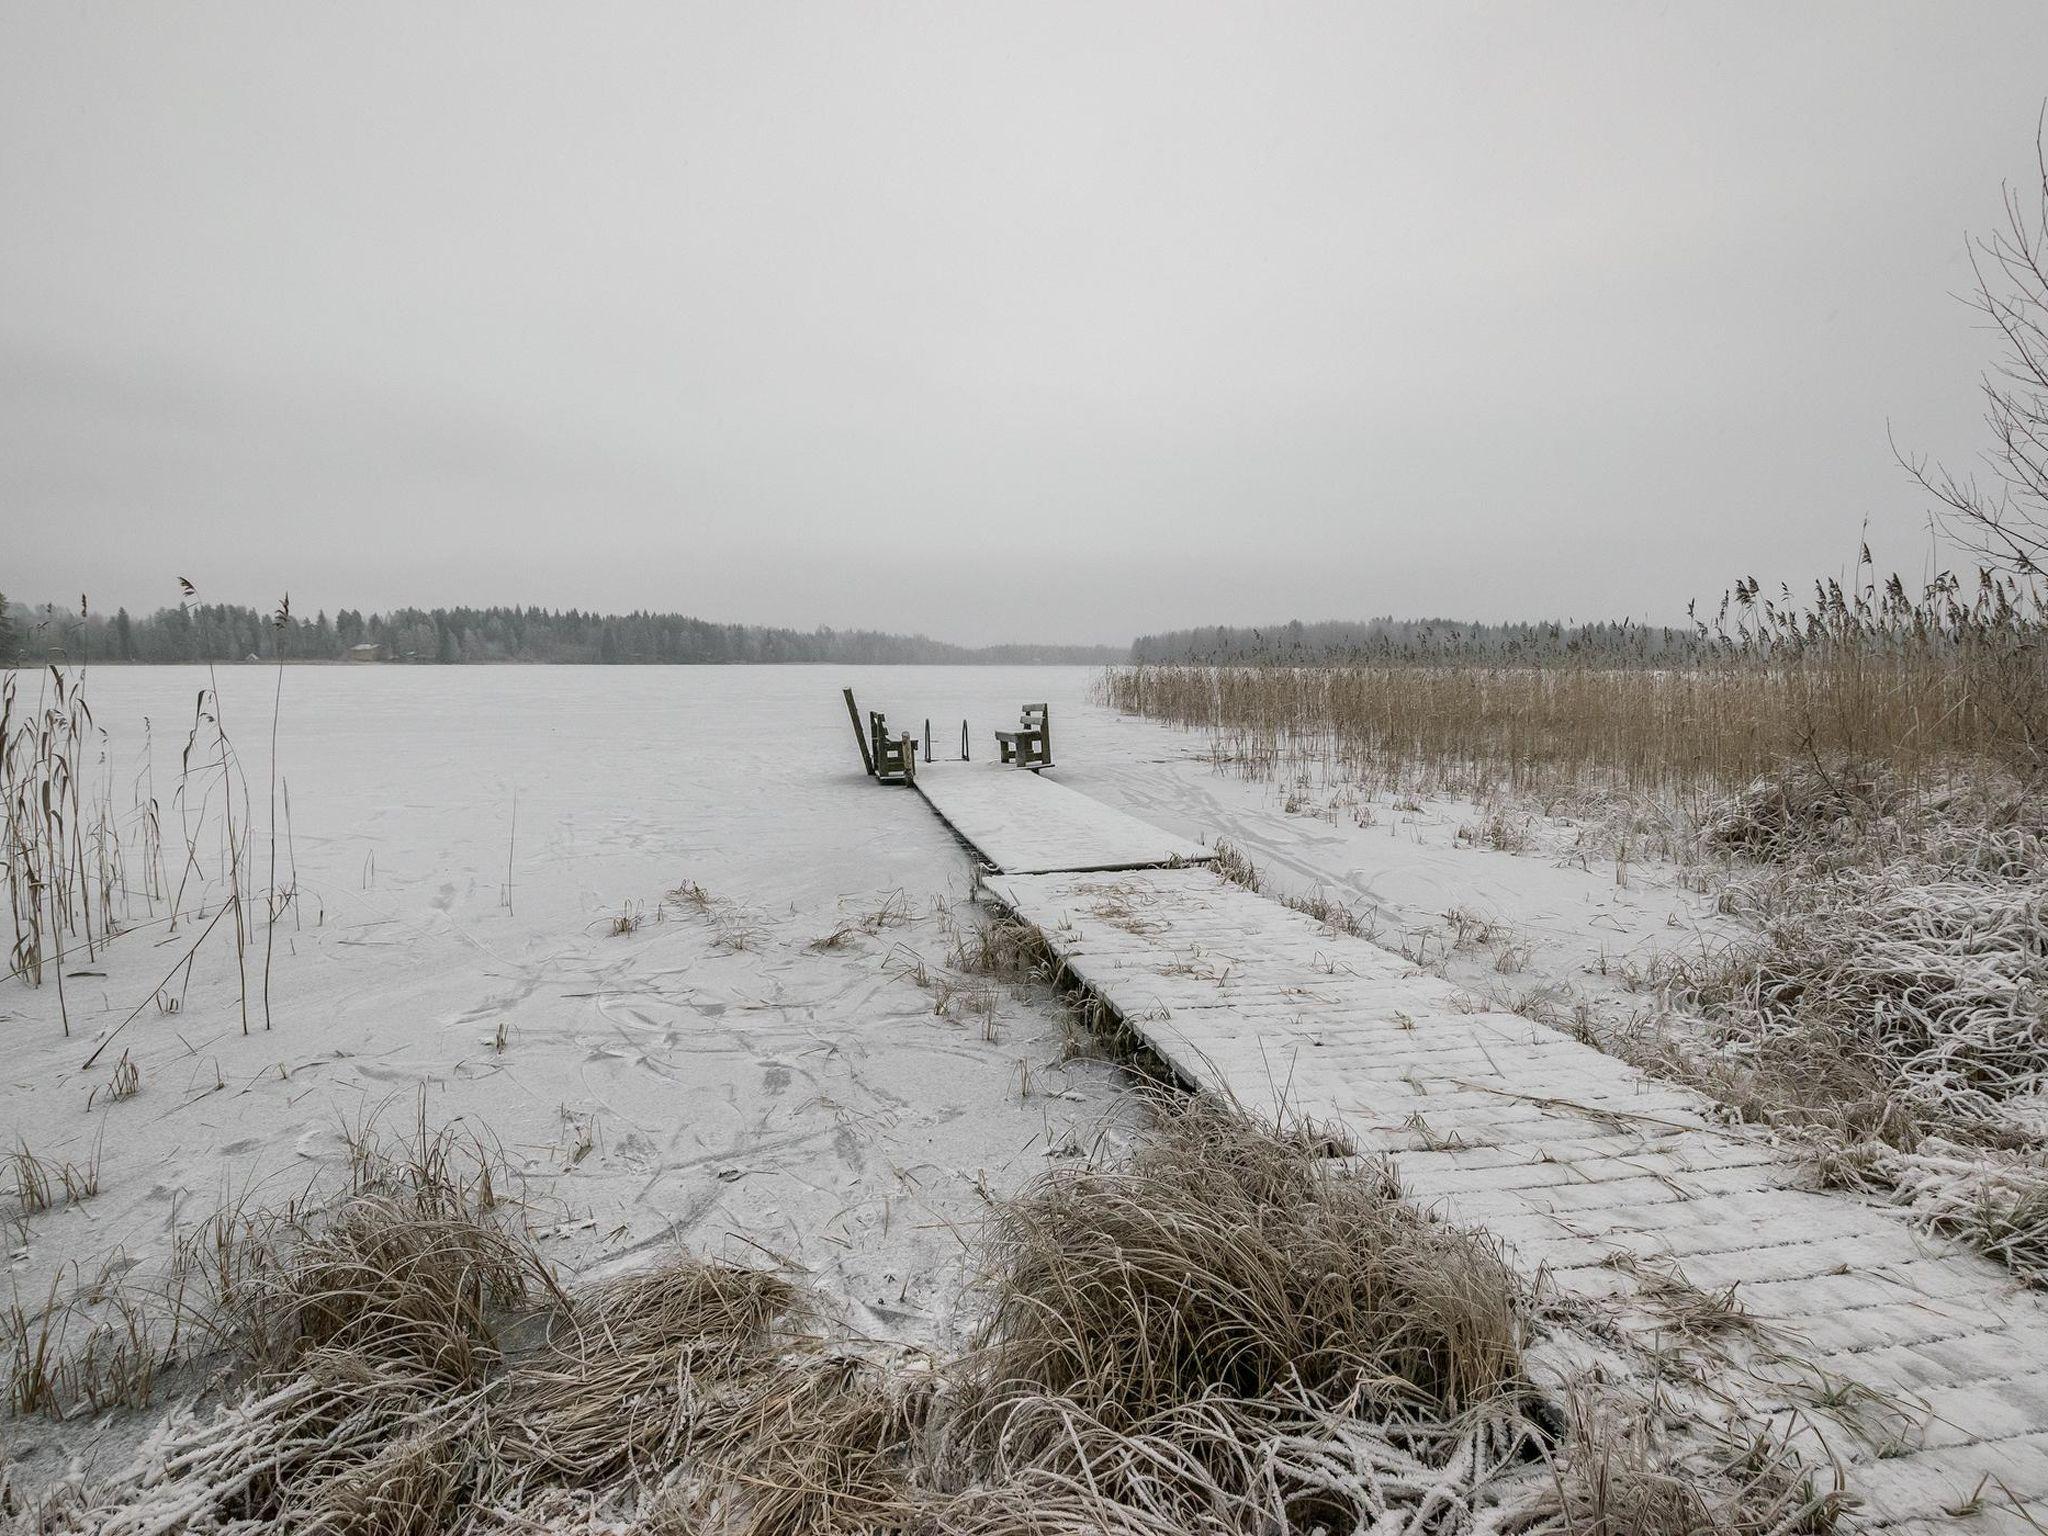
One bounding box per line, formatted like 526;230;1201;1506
914;760;1211;874
904;764;2048;1532
984;866;2048;1533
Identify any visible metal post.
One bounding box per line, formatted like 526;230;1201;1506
961;720;969;761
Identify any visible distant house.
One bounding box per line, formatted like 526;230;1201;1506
348;642;385;663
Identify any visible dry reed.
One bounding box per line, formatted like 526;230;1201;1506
4;657;291;1051
1103;563;2046;803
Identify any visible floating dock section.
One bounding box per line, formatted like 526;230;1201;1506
913;760;1212;874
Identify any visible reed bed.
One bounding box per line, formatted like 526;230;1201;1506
1105;651;2029;807
1104;566;2047;801
1;668;126;1026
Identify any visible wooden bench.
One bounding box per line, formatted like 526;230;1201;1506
994;703;1052;770
869;710;917;784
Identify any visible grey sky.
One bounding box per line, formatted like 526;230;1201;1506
6;3;2047;646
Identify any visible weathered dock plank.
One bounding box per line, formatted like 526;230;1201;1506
913;761;1212;874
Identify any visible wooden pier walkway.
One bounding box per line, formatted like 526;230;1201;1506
912;768;2048;1530
914;760;1212;874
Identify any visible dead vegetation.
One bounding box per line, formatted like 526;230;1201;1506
1210;839;1262;891
690;1352;936;1534
1590;761;2048;1286
1279;885;1370;938
944;908;1053;983
6;647;304;1046
504;1260;799;1485
935;1096;1546;1532
810;889;918;951
6;1112;807;1534
1104;550;2047;803
7;1096;1849;1535
1523;1391;1843;1536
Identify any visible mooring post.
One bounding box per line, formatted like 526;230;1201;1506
843;688;876;777
924;718;933;761
961;720;969;761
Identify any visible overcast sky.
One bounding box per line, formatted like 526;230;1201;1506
6;4;2047;645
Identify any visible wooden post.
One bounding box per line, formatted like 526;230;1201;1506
901;732;916;783
843;688;875;777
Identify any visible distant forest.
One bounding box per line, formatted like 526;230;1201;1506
1129;617;1700;665
0;597;1705;671
0;596;1123;667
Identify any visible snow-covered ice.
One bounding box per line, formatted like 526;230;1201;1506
3;665;1138;1482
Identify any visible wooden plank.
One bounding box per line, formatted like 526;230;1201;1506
842;688;875;777
914;762;1211;873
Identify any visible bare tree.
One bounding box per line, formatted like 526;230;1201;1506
1900;112;2048;577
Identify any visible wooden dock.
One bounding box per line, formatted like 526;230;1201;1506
913;760;1212;874
903;766;2048;1531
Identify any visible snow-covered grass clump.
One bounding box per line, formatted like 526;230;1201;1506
1638;765;2048;1284
11;1099;1842;1536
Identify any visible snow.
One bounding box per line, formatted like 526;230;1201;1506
914;758;1212;873
14;664;2048;1528
2;665;1132;1485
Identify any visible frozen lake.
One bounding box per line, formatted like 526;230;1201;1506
59;663;1113;917
6;659;1720;1488
5;665;1161;1444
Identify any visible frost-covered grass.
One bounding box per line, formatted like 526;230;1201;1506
6;1099;1839;1536
1619;764;2048;1286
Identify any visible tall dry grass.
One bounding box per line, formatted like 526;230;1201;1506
3;654;301;1049
1104;565;2047;803
1;668;124;1031
1105;653;2022;806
